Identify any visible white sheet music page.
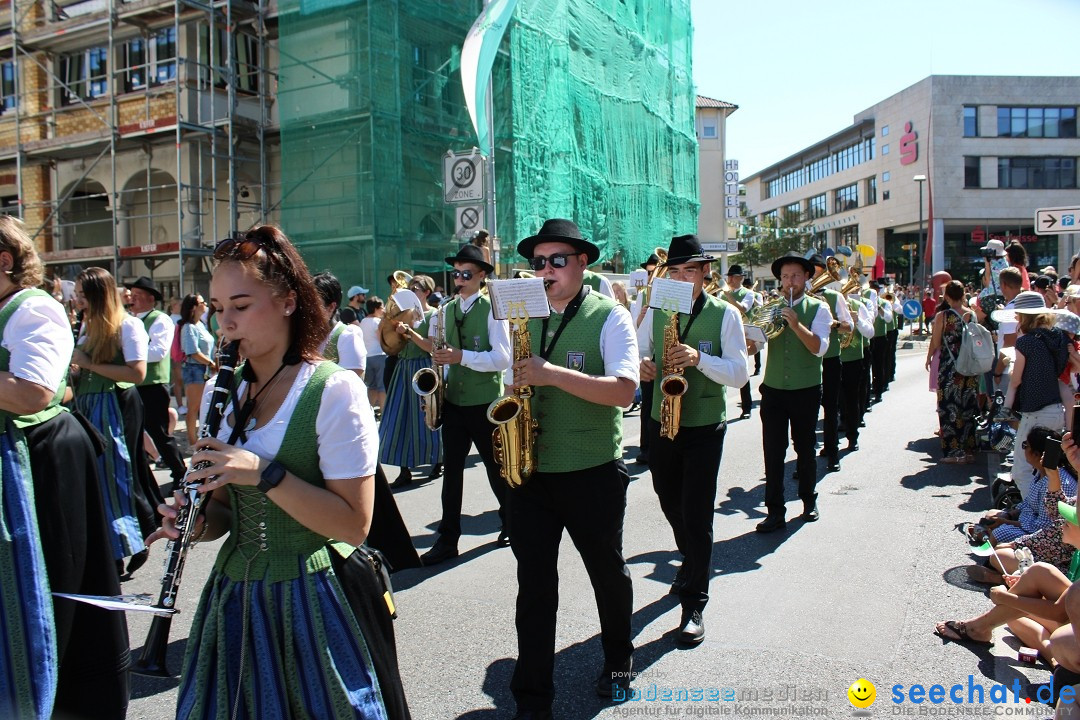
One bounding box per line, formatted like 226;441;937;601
488;278;551;320
649;278;694;314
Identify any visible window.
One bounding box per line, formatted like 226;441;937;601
702;123;716;138
834;183;858;212
882;190;890;201
765;136;875;198
200;28;259;93
837;225;858;247
784;201;802;218
122;29;176;92
881;144;889;155
881;125;889;136
412;45;429;106
866;176;877;205
997;107;1077;138
60;46;109;105
963;106;978;137
155;28;176;84
882;171;890;182
0;61;15;114
964;156;981;188
997;157;1077;189
808;193;826;219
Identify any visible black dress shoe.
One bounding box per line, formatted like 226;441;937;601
677;610;705;646
826;457;840;472
420;541;459;566
739;411;751;419
427;463;443;480
116;559;126;579
596;656;633;697
512;712;553;720
818;447;829;457
858;420;866;428
497;530;511;547
669;565;687;595
126;548;150;576
635;452;650;465
846;441;859;452
390;468;413;488
800;504;820;522
755;515;786;533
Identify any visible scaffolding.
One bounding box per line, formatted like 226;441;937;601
0;0;273;296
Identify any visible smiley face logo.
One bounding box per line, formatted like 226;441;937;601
848;678;876;709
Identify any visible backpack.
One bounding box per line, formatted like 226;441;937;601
171;322;185;363
945;309;995;376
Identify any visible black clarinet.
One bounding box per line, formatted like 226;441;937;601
132;340;240;677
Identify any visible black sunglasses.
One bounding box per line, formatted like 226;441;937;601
451;269;475;281
527;252;579;271
214;232;271;260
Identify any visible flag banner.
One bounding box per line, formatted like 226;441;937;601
461;0;519;156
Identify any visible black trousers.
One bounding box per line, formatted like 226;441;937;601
886;328;899;383
753;351;762;375
648;419;725;612
840;358;864;445
136;383;186;482
860;351;872;414
510;461;633;712
437;401;507;542
870;335;887;398
740;381;752;412
638;380;654;457
821;356;842;458
760;384;821;517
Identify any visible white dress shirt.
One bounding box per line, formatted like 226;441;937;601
137;309;174;363
853;298;875;339
432;291;511;373
319;322;367;373
829;291;854;330
789;293;833;358
637;300;749;388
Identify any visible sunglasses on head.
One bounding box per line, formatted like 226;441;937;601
527;252;579;271
451;269;475;281
214;232;272;260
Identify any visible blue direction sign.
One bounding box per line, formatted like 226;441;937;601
903;299;922;320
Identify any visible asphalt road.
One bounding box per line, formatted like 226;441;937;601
123;341;1052;719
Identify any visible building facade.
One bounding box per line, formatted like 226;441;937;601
694;94;737;271
742;75;1080;286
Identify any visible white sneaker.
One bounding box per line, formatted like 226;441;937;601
177;405;187;416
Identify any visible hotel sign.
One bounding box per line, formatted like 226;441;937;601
724;160;739;220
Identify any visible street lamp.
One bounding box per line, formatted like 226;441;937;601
913;174;927;287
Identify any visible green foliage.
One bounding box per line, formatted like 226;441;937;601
732;209;814;269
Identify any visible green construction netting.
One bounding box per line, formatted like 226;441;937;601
277;0;697;292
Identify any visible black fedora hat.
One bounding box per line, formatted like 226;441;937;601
639;253;661;270
770;253;815;279
445;243;494;274
726;264;744;277
518;218;600;264
663;234;715;266
124;275;163;302
807;253;827;269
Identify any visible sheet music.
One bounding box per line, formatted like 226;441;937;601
744;324;768;345
53;592;176;616
487;278;551;320
649;277;694;314
629;269;649;290
390;290;423;327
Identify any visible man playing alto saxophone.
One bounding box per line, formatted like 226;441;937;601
637;234;747;646
505;218;639;719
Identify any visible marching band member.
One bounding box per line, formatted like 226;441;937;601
422;243;511;564
888;290;903;385
638;234;747;645
841;276;875;453
724;264;756;419
634;252;660;465
507;218;638;717
809;255;853;472
869;282;893;405
745;278;764;376
756;254;833;533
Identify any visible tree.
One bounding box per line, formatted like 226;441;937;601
732;209;815;273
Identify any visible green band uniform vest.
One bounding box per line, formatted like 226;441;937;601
839;297;867;363
763;294;827;390
138;309;171;386
400;308;434;361
527;291;622;473
445;294;502;406
582;270;603;293
649;295;729;426
820;289;844;360
0;289;66;428
216;361;359;582
873;299;889;337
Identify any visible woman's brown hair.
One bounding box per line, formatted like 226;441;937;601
213;225;327;361
1018;311;1055;334
76;267;126;364
0;215;44;289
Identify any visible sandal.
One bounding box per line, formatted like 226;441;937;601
934;620;993;647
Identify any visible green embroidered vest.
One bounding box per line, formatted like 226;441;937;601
138;309;171;386
528;291;622;472
649;294;729;426
445;294;502;406
216;361;358;582
323;322;347;363
763;294;826;390
873;299;888;337
887;303;899;331
400;308;434;361
583;270;603;293
840;297;867;363
820;288;844;360
0;289;66;428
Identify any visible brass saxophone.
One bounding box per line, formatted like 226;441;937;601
487;304;537;488
658;311;689;440
412;304;445;431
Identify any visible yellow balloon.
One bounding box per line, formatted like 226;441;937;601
855;244;877;259
848;678;876;709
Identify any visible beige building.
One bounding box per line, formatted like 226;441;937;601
694;94;737;269
742;75;1080;285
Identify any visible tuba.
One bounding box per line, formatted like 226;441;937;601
412;304;445;431
487;303;537;488
658;311;689;439
132;340;240;676
378;270;416;356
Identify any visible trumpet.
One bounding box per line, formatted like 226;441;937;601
487;303;537;488
133;340;240;676
658;311;688;440
412;304;445;431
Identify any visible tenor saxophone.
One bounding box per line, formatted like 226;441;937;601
412;304;445;431
132;339;240;677
659;311;688;440
487;306;537;488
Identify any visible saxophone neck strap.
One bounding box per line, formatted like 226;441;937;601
677;291;708;344
539;285;589;361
